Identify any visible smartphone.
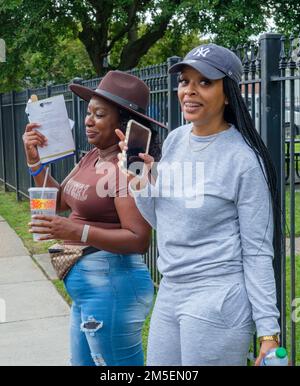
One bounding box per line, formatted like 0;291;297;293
122;119;152;177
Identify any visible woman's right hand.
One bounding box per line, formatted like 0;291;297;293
22;123;47;164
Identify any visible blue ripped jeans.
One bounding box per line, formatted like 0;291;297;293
63;250;154;366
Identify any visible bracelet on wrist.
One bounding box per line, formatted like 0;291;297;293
81;224;90;243
27;160;41;168
29;164;45;177
259;335;280;345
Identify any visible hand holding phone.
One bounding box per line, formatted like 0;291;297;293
118;119;152;177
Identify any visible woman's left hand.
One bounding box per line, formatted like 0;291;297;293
254;340;279;366
29;215;83;241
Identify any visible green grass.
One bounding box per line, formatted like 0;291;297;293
285;189;300;237
244;252;300;366
0;183;156;360
286;140;300;153
249;254;300;365
284;254;300;365
0;185;53;255
142;293;156;361
0;182;299;364
51;276;155;358
52;279;72;305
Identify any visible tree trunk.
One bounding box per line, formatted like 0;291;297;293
118;21;170;70
118;0;181;70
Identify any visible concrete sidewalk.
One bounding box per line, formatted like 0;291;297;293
0;215;70;366
0;214;299;367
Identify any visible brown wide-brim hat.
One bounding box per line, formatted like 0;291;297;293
69;70;167;129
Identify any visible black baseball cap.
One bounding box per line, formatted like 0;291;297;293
169;43;243;84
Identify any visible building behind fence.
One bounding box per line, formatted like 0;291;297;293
0;33;299;364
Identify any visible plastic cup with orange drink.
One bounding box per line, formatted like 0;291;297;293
28;187;58;241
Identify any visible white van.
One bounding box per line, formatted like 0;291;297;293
244;95;300;136
285;105;300;136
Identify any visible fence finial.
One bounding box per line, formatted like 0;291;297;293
279;35;287;70
250;42;256;74
243;44;250;75
256;40;261;73
288;34;296;69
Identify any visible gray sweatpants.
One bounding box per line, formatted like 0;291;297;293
147;272;255;366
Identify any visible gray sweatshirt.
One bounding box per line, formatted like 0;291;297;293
130;123;280;337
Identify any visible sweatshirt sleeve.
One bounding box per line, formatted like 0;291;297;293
236;165;280;337
129;180;157;229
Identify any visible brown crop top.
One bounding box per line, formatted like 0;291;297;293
60;143;128;245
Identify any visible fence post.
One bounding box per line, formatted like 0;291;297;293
71;77;83;163
11;90;20;200
0;93;7;191
167;56;181;132
259;33;283;325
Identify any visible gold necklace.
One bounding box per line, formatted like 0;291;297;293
189;125;230;152
189;131;220;152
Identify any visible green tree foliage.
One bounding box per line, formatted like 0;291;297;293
137;29;208;67
0;0;192;92
22;37;96;88
271;1;300;34
0;0;299;92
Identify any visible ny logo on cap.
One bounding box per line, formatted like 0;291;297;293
192;47;210;58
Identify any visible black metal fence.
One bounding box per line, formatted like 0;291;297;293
0;33;299;364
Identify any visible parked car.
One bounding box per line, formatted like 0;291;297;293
243;95;300;135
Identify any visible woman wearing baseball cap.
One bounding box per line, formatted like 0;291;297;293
24;70;166;366
117;43;282;366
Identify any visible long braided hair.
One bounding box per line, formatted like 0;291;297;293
223;76;283;266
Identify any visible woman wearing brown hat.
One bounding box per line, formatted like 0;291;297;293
117;44;282;366
23;71;166;366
